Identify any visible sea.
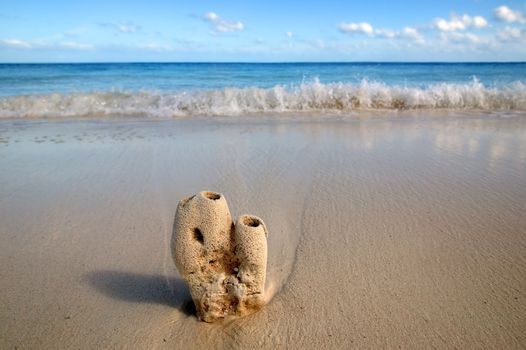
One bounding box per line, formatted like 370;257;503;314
0;62;525;118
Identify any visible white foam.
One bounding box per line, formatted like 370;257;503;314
1;79;525;118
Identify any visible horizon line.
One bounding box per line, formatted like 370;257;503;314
1;60;525;65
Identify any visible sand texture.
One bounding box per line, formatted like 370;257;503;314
171;191;267;322
0;112;526;349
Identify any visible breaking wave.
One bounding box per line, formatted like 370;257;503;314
1;79;525;118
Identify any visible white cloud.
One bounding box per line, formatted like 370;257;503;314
375;27;425;43
338;22;424;44
494;6;525;23
204;12;219;21
374;28;396;38
401;27;425;44
100;22;141;34
117;24;139;33
286;31;293;38
434;25;526;54
0;38;93;50
203;12;244;33
434;14;488;31
136;43;173;51
441;32;481;44
0;38;32;49
497;26;526;42
59;41;93;50
338;22;374;35
473;16;488;28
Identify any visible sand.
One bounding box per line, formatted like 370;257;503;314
0;112;525;349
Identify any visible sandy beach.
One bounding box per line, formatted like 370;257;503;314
1;113;525;349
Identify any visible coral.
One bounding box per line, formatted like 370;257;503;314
171;191;268;322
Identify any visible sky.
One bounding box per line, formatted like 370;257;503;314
0;0;526;62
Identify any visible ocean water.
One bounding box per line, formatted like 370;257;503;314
1;62;525;118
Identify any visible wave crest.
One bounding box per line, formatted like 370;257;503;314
1;79;526;118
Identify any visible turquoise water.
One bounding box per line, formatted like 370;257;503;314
1;62;525;117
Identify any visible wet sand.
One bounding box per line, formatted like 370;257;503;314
1;113;525;349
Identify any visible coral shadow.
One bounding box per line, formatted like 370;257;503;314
84;270;195;316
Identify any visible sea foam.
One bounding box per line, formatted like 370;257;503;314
1;79;525;118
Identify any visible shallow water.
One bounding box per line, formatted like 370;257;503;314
0;113;525;349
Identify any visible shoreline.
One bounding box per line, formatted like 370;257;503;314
0;108;525;123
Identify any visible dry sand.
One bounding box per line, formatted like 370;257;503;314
1;113;525;349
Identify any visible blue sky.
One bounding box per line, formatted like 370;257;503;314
1;0;525;62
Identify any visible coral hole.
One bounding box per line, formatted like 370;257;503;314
242;216;260;227
203;192;221;200
193;228;204;243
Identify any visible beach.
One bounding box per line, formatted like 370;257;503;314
1;112;525;349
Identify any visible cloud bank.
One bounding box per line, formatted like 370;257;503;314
338;22;424;43
433;14;488;31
